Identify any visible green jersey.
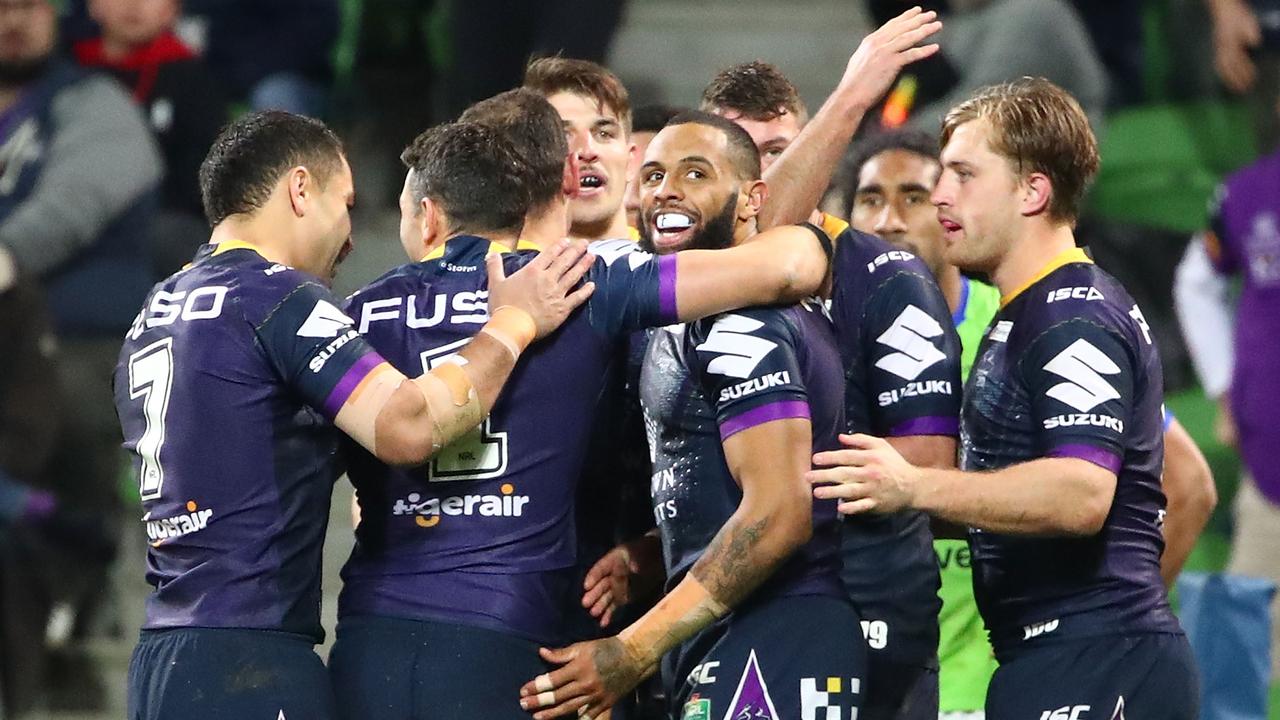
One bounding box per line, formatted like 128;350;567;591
937;276;1001;713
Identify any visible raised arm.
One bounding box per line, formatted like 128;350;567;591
757;8;941;229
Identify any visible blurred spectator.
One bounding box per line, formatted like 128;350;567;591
71;0;227;219
71;0;228;275
0;0;160;711
1207;0;1280;149
906;0;1108;132
1176;148;1280;683
443;0;627;118
184;0;340;117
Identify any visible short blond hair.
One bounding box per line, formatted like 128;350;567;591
941;77;1100;223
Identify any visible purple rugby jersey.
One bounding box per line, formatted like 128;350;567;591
961;251;1180;656
1206;151;1280;502
641;301;847;605
114;243;385;641
826;219;963;667
337;236;677;644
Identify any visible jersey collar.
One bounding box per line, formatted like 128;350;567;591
210;239;267;258
999;247;1092;308
420;236;542;262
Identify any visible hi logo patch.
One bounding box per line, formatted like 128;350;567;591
723;650;780;720
800;676;862;720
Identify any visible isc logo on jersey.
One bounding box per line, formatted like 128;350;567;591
392;484;530;528
1046;286;1104;303
875;305;952;406
1041;339;1125;433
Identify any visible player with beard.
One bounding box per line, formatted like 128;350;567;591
117;111;599;719
525;57;637;242
520;112;865;720
810;79;1199;720
698;17;958;720
625;104;686;230
332;97;841;718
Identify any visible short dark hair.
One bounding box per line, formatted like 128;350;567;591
941;77;1100;223
199;111;345;227
524;56;632;133
700;61;808;123
632;104;687;135
666;110;762;181
841;129;940;214
460;88;567;210
401;122;531;236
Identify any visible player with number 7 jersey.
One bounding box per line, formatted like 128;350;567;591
114;113;598;720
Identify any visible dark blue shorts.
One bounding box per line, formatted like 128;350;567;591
328;615;549;720
986;633;1199;720
127;627;335;720
862;658;938;720
665;594;868;720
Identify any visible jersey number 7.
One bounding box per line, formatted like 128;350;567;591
128;338;175;501
420;339;509;482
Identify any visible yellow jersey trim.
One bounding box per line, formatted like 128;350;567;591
999;247;1092;308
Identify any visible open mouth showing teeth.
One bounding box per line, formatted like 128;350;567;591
655;212;694;232
579;174;604;189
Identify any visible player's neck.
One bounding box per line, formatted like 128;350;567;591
938;263;965;314
522;202;571;249
990;223;1078;300
569;206;629;242
208;215;293;267
479;230;521;251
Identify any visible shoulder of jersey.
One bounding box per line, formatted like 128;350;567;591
1016;263;1135;339
589;237;655;266
346;262;438;306
836;227;929;277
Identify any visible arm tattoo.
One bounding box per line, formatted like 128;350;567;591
691;515;775;608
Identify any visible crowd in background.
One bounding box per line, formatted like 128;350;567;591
0;0;1277;716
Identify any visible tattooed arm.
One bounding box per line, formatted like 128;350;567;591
519;417;816;720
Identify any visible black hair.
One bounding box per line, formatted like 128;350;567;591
665;110;762;181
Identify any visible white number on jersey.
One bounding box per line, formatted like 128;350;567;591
128;338;175;500
419;338;509;481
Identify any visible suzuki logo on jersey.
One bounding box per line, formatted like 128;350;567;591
800;676;862;720
874;305;947;380
865;249;916;273
1043;339;1121;412
297;300;355;338
593;241;654;271
1046;286;1104;303
696;315;778;379
1043;413;1124;433
1023;618;1060;640
877;380;952;407
127;286;229;340
719;371;791;402
393;484;530;528
357;291;489;332
1040;705;1090;720
308;329;358;373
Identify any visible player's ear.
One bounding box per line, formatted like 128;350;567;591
562;154;579;199
739;180;768;221
625;140;639;180
286;166;309;217
420;197;447;255
1020;172;1052;218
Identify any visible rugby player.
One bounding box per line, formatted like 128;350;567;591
331;101;839;718
525;57;637;242
521;112;865;720
811;79;1200;720
115;111;596;719
701;19;958;720
845;126;1217;718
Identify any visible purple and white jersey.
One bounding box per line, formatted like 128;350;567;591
114;242;385;641
962;250;1179;654
641;301;846;605
1205;150;1280;502
338;235;676;643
